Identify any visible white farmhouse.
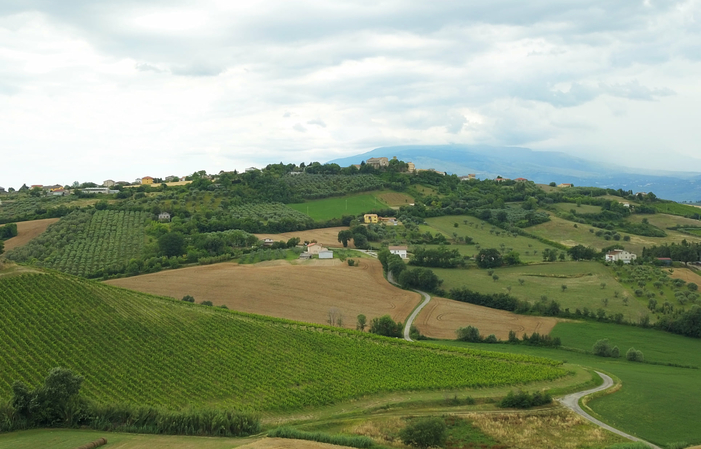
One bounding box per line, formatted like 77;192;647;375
158;212;171;222
605;249;637;264
389;245;408;259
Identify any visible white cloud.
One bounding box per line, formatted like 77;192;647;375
0;0;700;188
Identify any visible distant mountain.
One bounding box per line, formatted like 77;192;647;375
328;145;701;202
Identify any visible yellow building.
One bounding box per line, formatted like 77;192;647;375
364;214;378;224
141;176;154;185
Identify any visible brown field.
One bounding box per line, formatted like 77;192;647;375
2;218;59;252
255;227;353;248
376;191;414;207
105;258;421;329
416;297;559;340
669;267;701;283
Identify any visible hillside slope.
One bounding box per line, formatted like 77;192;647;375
0;272;566;411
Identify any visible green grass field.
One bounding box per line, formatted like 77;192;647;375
289;193;388;221
0;429;253;449
551;203;603;215
652;201;701;217
0;271;566;412
422;215;560;263
432;262;650;322
435;320;701;446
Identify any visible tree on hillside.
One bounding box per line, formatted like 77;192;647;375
476;248;502;269
356;314;367;331
158;232;186;257
399;417;447;449
12;367;84;426
369;315;402;338
337;230;353;247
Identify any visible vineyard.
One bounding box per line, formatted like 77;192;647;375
0;195;75;223
5;210;148;277
0;272;567;412
283;174;385;199
229;202;313;223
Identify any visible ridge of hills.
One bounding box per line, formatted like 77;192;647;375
329;145;701;202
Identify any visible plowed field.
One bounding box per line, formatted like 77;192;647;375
2;218;59;252
255;227;353;248
106;258;420;329
669;267;701;283
416;297;559;340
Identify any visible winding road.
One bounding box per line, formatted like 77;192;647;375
384;269;432;342
559;372;661;449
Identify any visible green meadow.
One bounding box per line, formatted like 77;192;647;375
551;203;603;214
432;262;650;322
435;320;701;446
289;192;388;220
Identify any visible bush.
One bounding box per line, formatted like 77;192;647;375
182;295;195;303
399;417;447;449
498;390;552;409
369;315;403;338
268;427;373;448
456;326;481;342
592;339;619;358
626;347;644;362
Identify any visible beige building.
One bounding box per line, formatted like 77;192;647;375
366;157;389;168
364;214;379;224
307;243;328;254
141;176;154;185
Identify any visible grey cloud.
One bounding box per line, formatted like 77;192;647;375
600;80;675;101
135;62;165;73
293;123;306;132
306;119;326;127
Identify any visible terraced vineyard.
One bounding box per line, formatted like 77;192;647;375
0;272;567;411
5;210;148;277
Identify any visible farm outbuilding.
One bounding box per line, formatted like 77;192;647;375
318;250;333;259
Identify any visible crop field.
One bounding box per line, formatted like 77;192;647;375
289;193;388;221
106;258;420;330
551;203;603;214
416;296;559;340
255;226;353;248
5;210;148;277
652;201;701;217
375;190;414;207
669;267;701;283
438;320;701;446
0;218;58;252
432;262;650;322
0;272;567;412
422;215;560;263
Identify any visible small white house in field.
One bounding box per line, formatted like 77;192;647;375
306;243;327;254
389;246;408;259
262;238;275;246
158;212;171;222
318;250;333;259
606;249;637;264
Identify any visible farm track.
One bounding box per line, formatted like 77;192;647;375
559;372;661;449
385;270;431;342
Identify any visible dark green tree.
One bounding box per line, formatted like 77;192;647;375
369;315;402;337
356;314;367;331
337;230;353;247
399;417;447;449
158;232;186;257
476;248;502;268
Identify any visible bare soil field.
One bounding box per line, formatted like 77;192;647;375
255;227;353;248
239;438;353;449
2;218;59;252
669;267;701;283
106;258;421;330
416;297;559;340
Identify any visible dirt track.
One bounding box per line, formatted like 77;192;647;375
106;258;421;330
2;218;59;252
416;297;559;340
255;227;353;248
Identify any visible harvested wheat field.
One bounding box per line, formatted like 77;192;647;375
416;297;559;340
106;258;420;329
238;438;354;449
669;267;701;283
2;218;59;252
255;227;353;248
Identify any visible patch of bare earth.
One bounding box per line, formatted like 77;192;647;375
255;227;353;248
238;438;355;449
2;218;59;252
669;267;701;283
416;297;559;340
105;258;420;330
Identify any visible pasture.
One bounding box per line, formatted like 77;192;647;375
438;320;701;446
0;218;59;252
107;258;421;331
416;296;559;340
255;226;352;248
652;201;701;217
422;215;560;263
288;193;388;221
432;262;650;322
0;272;567;412
551;202;603;215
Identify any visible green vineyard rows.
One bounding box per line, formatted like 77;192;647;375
283;174;385;199
0;273;567;412
229;202;313;223
5;210;148;277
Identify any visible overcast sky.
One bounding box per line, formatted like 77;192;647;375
1;0;700;188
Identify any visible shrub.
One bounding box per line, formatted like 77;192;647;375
181;295;195;303
626;347;644;362
592;339;618;357
200;300;213;306
498;390;552;409
689;283;698;292
268;427;373;448
369;315;403;338
456;326;481;342
399;417;447;449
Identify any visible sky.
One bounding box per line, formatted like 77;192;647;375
1;0;700;188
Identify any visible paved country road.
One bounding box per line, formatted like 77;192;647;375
559;372;661;449
384;269;432;342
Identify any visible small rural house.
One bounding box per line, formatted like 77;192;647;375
103;180;115;187
83;187;117;194
158;212;171;222
514;177;528;182
51;189;68;196
364;214;379;224
306;243;327;254
656;257;672;266
262;238;275;246
318;250;333;259
605;250;637;264
406;162;416;172
389;246;408;259
558;183;573;188
366;157;389;168
459;174;476;181
141;176;154;185
622;202;630;208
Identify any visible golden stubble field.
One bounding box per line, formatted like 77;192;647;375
1;218;59;252
255;227;353;248
106;258;420;330
416;296;559;340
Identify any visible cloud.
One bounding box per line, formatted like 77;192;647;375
293;123;307;132
306;119;326;127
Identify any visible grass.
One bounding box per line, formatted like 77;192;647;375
434;320;701;446
432;262;650;322
0;271;567;412
652;202;701;217
551;203;603;214
422;215;560;263
0;429;254;449
289;193;388;221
